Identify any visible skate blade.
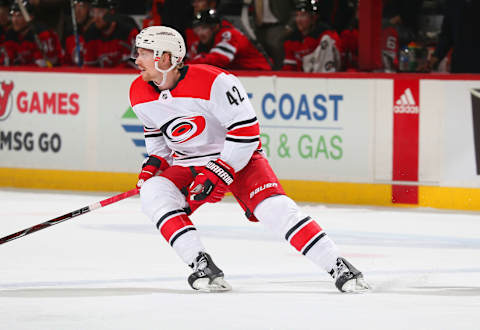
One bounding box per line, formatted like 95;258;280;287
193;277;232;293
341;278;371;293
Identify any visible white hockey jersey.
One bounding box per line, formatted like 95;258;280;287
129;64;261;172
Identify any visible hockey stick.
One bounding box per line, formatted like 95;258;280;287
14;0;52;67
239;4;274;69
69;0;83;66
0;188;139;245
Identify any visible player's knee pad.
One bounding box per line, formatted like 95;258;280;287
140;176;188;223
253;195;308;237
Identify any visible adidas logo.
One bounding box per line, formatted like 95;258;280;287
394;88;419;114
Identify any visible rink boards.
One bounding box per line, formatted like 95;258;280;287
1;68;480;211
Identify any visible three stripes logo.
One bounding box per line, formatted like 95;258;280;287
121;106;147;158
393;88;419;114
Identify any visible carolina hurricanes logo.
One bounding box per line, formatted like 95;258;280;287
164;115;206;143
0;81;14;121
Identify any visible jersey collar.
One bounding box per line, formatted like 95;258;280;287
148;65;189;94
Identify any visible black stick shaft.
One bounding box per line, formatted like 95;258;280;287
0;188;138;245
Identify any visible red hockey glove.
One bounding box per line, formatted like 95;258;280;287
189;159;235;204
136;155;169;189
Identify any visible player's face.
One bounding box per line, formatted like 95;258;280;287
192;0;209;14
295;11;315;35
193;25;214;45
11;11;28;32
75;2;90;25
135;48;158;82
91;7;108;30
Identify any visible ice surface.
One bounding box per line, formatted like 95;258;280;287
1;189;479;330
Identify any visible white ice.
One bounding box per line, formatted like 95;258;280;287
0;189;479;330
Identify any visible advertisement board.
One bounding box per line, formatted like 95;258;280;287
240;76;374;183
1;68;480;210
0;71;143;172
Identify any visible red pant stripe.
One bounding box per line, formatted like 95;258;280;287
160;214;194;243
289;221;323;252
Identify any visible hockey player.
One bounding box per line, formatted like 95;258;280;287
187;9;271;70
2;0;63;67
282;0;341;72
0;0;10;64
63;0;93;66
83;0;138;67
185;0;220;61
130;25;370;293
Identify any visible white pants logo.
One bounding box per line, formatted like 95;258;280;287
250;183;278;199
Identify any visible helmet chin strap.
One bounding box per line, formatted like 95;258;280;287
153;59;177;88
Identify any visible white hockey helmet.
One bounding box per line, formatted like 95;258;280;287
135;26;186;86
136;26;185;66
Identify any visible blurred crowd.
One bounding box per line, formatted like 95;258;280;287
0;0;478;73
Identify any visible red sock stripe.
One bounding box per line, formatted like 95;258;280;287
289;221;323;252
160;214;194;243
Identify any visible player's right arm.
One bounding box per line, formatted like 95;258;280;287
188;29;238;68
130;79;173;187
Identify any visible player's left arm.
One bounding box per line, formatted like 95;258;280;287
188;73;259;204
211;73;260;173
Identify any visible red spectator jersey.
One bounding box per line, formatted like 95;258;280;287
283;23;341;72
187;22;271;71
340;28;358;71
84;19;138;68
1;24;63;67
185;26;198;60
185;19;229;61
63;20;92;66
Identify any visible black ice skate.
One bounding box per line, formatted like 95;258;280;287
188;252;232;292
330;257;371;293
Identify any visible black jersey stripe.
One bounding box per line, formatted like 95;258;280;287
170;227;197;246
302;232;326;255
227;117;258;131
216;45;235;55
225;137;260;143
285;216;311;240
174;152;221;161
145;133;163;138
156;209;186;230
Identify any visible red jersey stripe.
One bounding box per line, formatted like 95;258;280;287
227;123;260;137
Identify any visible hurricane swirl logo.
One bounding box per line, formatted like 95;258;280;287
164;115;206;143
0;81;14;121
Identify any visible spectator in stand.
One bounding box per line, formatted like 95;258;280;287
339;1;358;71
248;0;295;70
185;0;218;61
63;0;93;66
317;0;358;33
187;8;271;70
382;0;422;48
282;0;341;72
423;0;480;74
0;0;10;65
83;0;139;68
1;0;63;67
28;0;67;40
